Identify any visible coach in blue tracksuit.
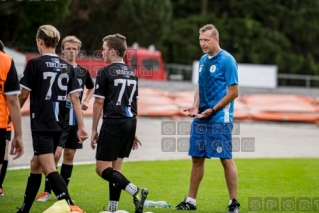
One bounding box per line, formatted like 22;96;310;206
175;24;240;213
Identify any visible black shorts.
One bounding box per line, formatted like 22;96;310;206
58;125;82;149
0;129;7;164
32;131;62;156
5;131;11;141
96;117;136;161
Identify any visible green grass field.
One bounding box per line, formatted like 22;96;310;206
1;159;318;213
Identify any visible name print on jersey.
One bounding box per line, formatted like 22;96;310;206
45;60;68;72
108;64;136;78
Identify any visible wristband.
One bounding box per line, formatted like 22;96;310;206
211;107;217;115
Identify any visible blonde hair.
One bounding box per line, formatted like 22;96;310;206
61;36;82;50
36;25;60;48
199;24;219;38
102;34;127;57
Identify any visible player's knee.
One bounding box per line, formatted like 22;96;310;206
97;166;113;178
220;158;234;167
30;157;42;173
54;153;61;162
95;166;103;176
192;157;205;166
64;149;75;162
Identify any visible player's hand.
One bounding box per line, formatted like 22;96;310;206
132;135;142;150
81;101;89;111
196;108;213;119
77;127;88;144
91;130;98;150
183;106;198;117
10;135;24;160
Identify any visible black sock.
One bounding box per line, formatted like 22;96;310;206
101;167;130;190
17;173;42;213
44;177;51;194
109;181;122;201
60;164;73;186
47;171;73;205
44;167;57;194
0;160;8;188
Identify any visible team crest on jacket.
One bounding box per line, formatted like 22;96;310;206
210;65;216;73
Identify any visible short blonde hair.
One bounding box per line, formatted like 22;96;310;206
199;24;219;38
102;34;127;57
36;25;60;48
61;36;82;50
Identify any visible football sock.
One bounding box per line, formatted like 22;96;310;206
107;200;119;212
17;173;42;212
60;163;73;186
101;167;138;196
108;182;122;211
124;183;138;196
186;197;196;205
109;181;122;200
44;166;57;194
0;160;8;188
44;177;51;194
47;171;73;205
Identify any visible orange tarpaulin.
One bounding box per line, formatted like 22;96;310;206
20;88;319;124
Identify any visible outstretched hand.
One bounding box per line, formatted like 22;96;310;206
195;108;213;119
183;106;198;117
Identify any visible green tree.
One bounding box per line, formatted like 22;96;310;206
0;1;72;51
164;0;319;76
59;0;172;53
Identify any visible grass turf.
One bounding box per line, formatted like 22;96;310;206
0;158;318;213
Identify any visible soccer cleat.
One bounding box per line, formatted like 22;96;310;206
133;188;148;213
226;198;240;213
36;191;51;202
175;199;197;210
0;188;3;196
70;204;86;213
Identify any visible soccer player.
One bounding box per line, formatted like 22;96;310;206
16;25;87;213
91;34;147;213
36;36;94;202
175;24;240;213
0;40;24;190
0;122;13;196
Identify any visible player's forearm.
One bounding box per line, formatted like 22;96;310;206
82;89;94;104
7;95;22;137
70;93;85;129
214;85;238;110
92;101;103;131
192;88;199;108
18;88;29;108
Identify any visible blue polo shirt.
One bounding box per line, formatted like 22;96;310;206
197;49;238;123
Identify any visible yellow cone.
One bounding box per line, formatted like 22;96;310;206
43;199;70;213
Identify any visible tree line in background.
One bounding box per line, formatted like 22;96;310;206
1;0;319;76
